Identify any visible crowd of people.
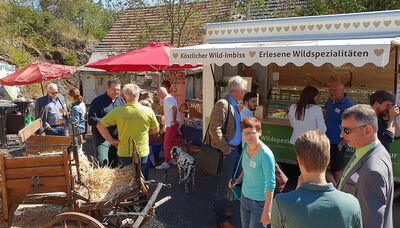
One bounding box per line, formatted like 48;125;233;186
34;76;397;228
209;76;395;228
34;78;175;180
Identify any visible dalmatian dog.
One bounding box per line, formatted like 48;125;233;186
170;146;196;193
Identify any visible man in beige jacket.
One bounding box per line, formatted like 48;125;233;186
209;76;247;228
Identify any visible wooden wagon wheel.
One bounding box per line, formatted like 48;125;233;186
44;212;105;228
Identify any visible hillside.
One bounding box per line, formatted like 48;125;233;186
0;1;115;98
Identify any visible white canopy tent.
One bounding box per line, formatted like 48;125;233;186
169;10;400;134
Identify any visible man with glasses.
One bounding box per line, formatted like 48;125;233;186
370;90;400;151
338;104;393;228
35;83;68;136
88;78;125;167
272;130;362;228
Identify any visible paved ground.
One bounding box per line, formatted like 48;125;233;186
82;136;242;228
1;134;399;227
34;135;400;227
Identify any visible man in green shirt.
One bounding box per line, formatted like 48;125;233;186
271;130;362;228
97;83;159;180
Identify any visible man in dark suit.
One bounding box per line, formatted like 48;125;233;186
338;104;393;228
35;83;68;136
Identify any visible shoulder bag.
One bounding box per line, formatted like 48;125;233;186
197;99;230;176
227;152;242;201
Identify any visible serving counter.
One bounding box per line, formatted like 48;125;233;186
260;117;294;164
260;108;400;181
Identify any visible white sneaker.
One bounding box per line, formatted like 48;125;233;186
169;159;177;166
156;162;170;170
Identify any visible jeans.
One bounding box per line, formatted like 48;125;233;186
119;155;149;180
45;126;68;136
94;135;118;168
163;123;179;161
240;194;267;228
214;148;239;223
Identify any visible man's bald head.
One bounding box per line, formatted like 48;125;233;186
329;81;344;90
47;83;59;99
329;80;345;102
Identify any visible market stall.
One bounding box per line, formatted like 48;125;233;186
170;10;400;180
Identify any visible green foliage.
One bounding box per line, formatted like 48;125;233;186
78;3;114;39
65;51;78;66
6;46;34;67
39;0;115;40
7;3;53;44
0;1;11;26
0;0;117;67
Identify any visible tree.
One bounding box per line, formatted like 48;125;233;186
126;0;218;48
157;0;200;47
39;0;115;40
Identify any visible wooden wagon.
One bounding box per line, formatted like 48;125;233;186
0;119;170;227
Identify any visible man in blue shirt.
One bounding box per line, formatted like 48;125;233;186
209;76;247;228
325;81;353;183
272;130;362;228
35;83;68;136
88;78;125;167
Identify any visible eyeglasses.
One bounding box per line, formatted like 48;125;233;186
341;125;367;134
243;131;259;136
49;91;58;95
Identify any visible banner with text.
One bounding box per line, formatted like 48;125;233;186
170;38;394;67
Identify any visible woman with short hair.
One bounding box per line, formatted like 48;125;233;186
230;117;275;228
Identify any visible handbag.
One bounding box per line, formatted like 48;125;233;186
274;162;288;193
197;99;230;176
227;153;242;201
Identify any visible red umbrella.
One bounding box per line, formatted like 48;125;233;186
86;42;201;72
0;61;76;94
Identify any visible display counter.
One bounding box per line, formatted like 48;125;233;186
260;119;294;164
262;117;290;126
181;124;202;146
260;85;400;180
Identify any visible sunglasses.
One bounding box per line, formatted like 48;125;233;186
341;125;367;134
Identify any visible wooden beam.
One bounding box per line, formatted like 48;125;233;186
62;151;73;204
5;166;66;180
0;154;9;220
25;135;71;155
5;155;64;169
7;176;67;192
18;118;42;144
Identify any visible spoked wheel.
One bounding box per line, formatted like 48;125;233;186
44;212;105;228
